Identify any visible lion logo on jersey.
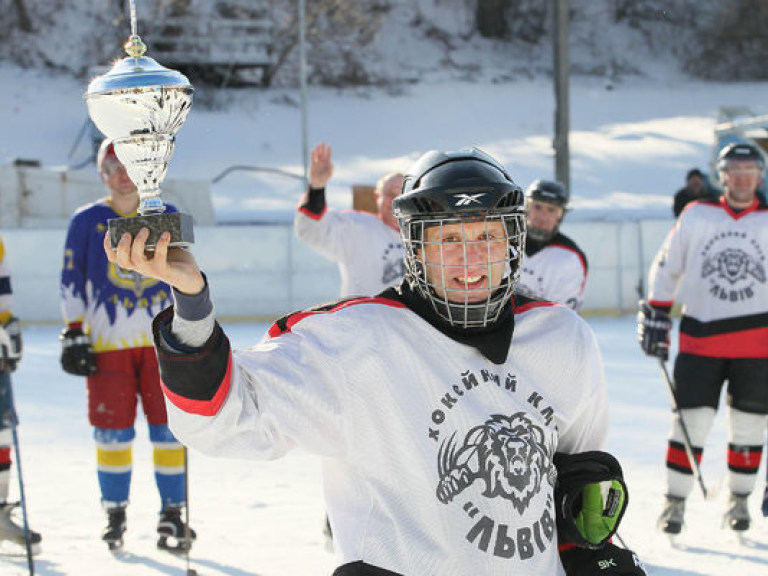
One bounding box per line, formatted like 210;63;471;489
436;412;554;514
702;248;765;284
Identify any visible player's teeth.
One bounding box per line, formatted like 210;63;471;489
460;276;482;283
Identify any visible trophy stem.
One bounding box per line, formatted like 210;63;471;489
138;195;166;216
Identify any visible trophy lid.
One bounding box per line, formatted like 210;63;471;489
86;24;192;96
86;54;192;96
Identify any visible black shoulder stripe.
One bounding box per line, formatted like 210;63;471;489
152;306;231;402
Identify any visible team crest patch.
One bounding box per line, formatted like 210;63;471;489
426;369;558;561
700;231;766;302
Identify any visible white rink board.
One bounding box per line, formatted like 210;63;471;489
2;220;672;323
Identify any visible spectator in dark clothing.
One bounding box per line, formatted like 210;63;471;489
673;168;717;218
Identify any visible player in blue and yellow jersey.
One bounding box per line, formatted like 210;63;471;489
0;235;42;551
59;139;195;552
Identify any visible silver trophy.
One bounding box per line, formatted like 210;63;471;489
85;0;194;249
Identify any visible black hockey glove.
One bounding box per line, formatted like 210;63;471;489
0;317;22;372
60;327;97;376
554;451;627;550
560;542;646;576
637;300;671;361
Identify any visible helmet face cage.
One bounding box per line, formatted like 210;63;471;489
401;211;526;329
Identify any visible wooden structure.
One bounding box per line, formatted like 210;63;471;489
352;184;377;214
138;14;275;86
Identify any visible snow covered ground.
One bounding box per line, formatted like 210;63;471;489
0;317;767;575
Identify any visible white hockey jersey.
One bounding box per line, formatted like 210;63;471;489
517;233;588;312
294;189;405;297
159;295;608;575
648;196;768;357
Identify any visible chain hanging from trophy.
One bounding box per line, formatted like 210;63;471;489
85;0;195;250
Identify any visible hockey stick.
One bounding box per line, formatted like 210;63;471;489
8;382;35;575
658;358;718;501
613;531;630;550
183;447;197;576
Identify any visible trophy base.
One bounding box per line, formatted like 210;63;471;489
108;212;194;251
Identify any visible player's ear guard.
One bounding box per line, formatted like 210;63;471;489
553;451;628;550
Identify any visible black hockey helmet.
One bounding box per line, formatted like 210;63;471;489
524;179;569;208
395;148;524;220
524;179;569;242
393;148;525;329
717;141;766;172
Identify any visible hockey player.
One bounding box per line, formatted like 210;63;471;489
0;236;41;551
517;179;588;312
59;139;195;552
106;147;645;575
294;142;406;297
638;141;768;535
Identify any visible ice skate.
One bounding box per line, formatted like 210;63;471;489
0;502;41;554
724;493;750;532
657;495;685;535
101;507;126;551
157;505;196;553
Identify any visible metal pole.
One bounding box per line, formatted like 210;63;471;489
298;0;309;183
553;0;570;190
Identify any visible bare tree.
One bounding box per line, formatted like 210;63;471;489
12;0;33;32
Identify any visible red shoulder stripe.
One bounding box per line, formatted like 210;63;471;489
268;296;408;338
514;299;559;314
550;243;588;290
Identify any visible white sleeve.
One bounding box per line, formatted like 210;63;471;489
294;207;355;265
166;324;349;461
546;253;586;312
648;217;688;304
555;317;609;454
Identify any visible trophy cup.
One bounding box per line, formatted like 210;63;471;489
85;0;194;250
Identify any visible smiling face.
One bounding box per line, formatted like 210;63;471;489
421;219;509;303
720;159;763;209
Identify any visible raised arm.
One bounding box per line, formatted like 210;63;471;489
309;142;334;190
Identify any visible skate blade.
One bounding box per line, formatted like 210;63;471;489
667;533;682;547
106;538;124;553
157;535;193;554
0;540;41;557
